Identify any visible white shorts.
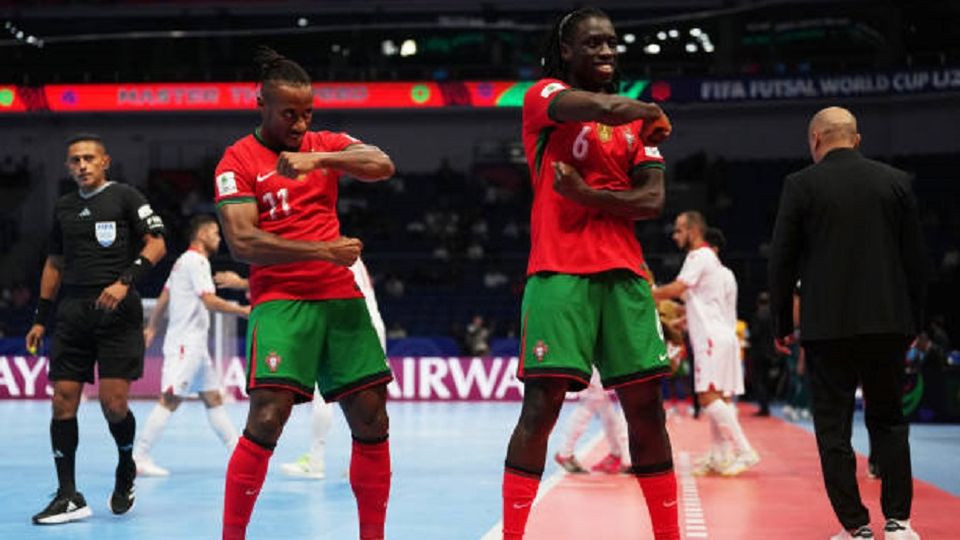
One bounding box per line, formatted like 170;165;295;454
692;336;744;396
161;343;221;397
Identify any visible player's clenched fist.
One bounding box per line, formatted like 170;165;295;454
324;236;363;267
276;151;321;179
640;112;672;146
552;161;587;198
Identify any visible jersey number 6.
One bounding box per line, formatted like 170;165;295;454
573;126;591;161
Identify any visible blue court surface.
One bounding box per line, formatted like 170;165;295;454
1;400;958;539
0;400;581;540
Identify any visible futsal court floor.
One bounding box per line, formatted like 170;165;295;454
1;399;958;539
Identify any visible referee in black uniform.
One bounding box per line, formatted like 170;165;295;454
769;107;926;540
26;134;166;525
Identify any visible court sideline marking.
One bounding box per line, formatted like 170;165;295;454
478;431;605;540
678;451;708;538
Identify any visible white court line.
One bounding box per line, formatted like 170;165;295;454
677;451;709;539
478;431;605;540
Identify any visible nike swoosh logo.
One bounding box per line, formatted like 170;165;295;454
256;171;277;182
512;502;532;509
245;489;260;496
662;500;678;508
659;353;669;362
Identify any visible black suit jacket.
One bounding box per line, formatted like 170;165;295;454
768;148;926;341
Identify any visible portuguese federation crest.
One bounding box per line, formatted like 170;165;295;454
265;352;282;373
533;340;549;362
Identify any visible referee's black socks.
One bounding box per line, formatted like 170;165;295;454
50;417;78;495
108;411;136;487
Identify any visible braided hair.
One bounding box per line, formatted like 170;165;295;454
253;46;311;99
540;7;620;94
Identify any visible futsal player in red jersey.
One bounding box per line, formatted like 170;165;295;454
502;8;680;539
214;47;395;540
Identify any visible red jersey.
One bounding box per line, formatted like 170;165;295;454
214;130;363;305
521;78;665;278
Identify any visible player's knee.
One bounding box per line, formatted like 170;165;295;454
347;402;389;439
51;391;80;419
247;404;290;440
160;392;182;411
100;398;129;423
200;391;223;408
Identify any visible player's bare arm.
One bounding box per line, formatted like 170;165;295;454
553;162;665;219
213;271;249;290
276;144;395;182
652;280;688;302
200;293;251;318
550;89;663;126
143;287;169;348
218;201;361;266
96;233;166;311
25;254;64;352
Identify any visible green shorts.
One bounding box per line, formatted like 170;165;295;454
519;270;671;391
246;299;392;403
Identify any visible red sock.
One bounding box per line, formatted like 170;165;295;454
502;468;540;540
637;471;680;540
350;438;391;540
223;436;273;540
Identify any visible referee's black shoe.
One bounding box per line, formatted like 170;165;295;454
109;460;136;515
32;490;93;525
109;483;135;515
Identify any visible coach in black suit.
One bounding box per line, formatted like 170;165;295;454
769;107;926;539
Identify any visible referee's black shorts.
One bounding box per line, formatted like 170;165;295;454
50;286;144;383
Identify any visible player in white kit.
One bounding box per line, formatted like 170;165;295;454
134;215;250;476
554;368;628;474
654;212;759;476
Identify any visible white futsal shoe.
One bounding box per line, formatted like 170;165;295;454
830;525;875;539
883;519;920;540
134;454;170;477
719;448;760;477
281;454;326;479
692;453;731;476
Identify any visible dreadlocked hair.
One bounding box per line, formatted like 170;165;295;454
540;7;620;94
253;46;311;96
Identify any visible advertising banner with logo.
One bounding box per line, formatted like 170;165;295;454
0;356;525;401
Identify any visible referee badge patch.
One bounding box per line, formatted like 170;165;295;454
95;221;117;247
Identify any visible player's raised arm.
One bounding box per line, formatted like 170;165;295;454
550;89;664;126
276;144;395;182
217;200;361;267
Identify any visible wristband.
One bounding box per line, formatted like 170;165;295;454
119;255;153;286
33;298;53;326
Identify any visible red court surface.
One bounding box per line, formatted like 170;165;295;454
523;408;960;539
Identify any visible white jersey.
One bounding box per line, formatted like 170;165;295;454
677;246;738;350
719;265;738;331
162;249;216;351
679;246;743;395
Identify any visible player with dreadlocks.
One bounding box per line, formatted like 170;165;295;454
501;7;679;539
214;46;395;540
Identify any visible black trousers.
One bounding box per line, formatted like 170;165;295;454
804;335;912;530
751;353;773;413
